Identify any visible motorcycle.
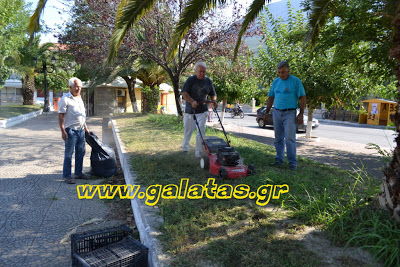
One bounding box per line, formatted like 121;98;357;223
230;105;244;119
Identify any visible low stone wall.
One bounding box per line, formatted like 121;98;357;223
110;118;171;267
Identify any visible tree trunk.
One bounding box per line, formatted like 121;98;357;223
220;97;227;125
142;89;150;113
333;105;337;120
22;74;35;105
381;6;400;221
171;76;183;116
306;107;314;139
141;84;159;113
121;76;139;112
151;85;159;112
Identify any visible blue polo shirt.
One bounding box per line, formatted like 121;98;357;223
268;75;305;110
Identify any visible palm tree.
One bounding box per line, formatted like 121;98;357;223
108;0;271;60
28;0;271;60
8;37;54;105
88;57;166;113
28;0;268;116
134;58;167;113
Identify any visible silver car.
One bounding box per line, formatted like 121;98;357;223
256;106;319;131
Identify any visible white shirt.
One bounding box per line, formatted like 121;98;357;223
58;92;86;130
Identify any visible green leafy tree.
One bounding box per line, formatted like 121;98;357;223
109;1;246;116
208;49;260;123
34;73;68;92
0;0;30;86
255;2;379;137
28;0;257;116
8;38;55;105
104;0;272;59
28;0;271;59
303;0;400;246
58;0;142;112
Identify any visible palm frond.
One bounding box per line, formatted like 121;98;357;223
108;0;157;63
116;0;128;20
168;0;227;59
233;0;270;59
27;0;48;45
303;0;337;46
38;42;55;53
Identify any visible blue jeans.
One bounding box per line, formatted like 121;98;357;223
273;109;297;167
63;128;85;178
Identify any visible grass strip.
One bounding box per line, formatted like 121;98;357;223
0;105;42;119
116;113;398;266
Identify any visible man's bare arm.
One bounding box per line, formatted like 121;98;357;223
182;92;199;108
297;95;307;124
298;95;306;115
211;95;218;109
263;96;275;121
58;113;67;141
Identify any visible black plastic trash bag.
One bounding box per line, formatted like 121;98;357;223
85;131;118;177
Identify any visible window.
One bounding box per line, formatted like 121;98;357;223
1;87;23;103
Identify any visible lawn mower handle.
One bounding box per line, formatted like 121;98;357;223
194;101;230;147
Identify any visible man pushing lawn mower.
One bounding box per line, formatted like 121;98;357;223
194;101;256;179
181;61;217;157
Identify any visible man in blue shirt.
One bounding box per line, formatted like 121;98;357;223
263;61;306;170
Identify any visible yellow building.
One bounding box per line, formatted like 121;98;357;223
82;78;177;116
359;98;396;126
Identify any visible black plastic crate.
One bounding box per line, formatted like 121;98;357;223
71;225;148;267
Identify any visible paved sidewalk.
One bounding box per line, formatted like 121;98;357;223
0;112;124;266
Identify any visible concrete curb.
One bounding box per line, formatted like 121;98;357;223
318;118;396;130
298;136;321;142
0;110;43;128
110;118;171;267
241;113;395;130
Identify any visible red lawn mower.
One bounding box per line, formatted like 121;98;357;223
194;101;256;179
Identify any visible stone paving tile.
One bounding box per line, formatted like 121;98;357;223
0;235;36;265
0;113;125;266
0;221;6;238
1;219;39;239
24;239;71;267
0;191;25;204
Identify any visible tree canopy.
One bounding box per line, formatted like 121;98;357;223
256;1;395;112
0;0;31;86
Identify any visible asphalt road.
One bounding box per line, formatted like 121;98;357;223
219;113;396;152
208;112;392;179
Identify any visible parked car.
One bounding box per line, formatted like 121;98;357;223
256;106;319;131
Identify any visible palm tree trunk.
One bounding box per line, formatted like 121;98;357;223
141;85;159;113
381;6;400;221
151;85;159;112
22;74;35;105
142;90;150;113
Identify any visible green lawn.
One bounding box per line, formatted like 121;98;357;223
116;113;398;266
0;105;42;119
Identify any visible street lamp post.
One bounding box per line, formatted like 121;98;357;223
34;56;56;112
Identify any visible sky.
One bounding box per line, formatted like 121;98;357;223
26;0;287;44
26;0;72;43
